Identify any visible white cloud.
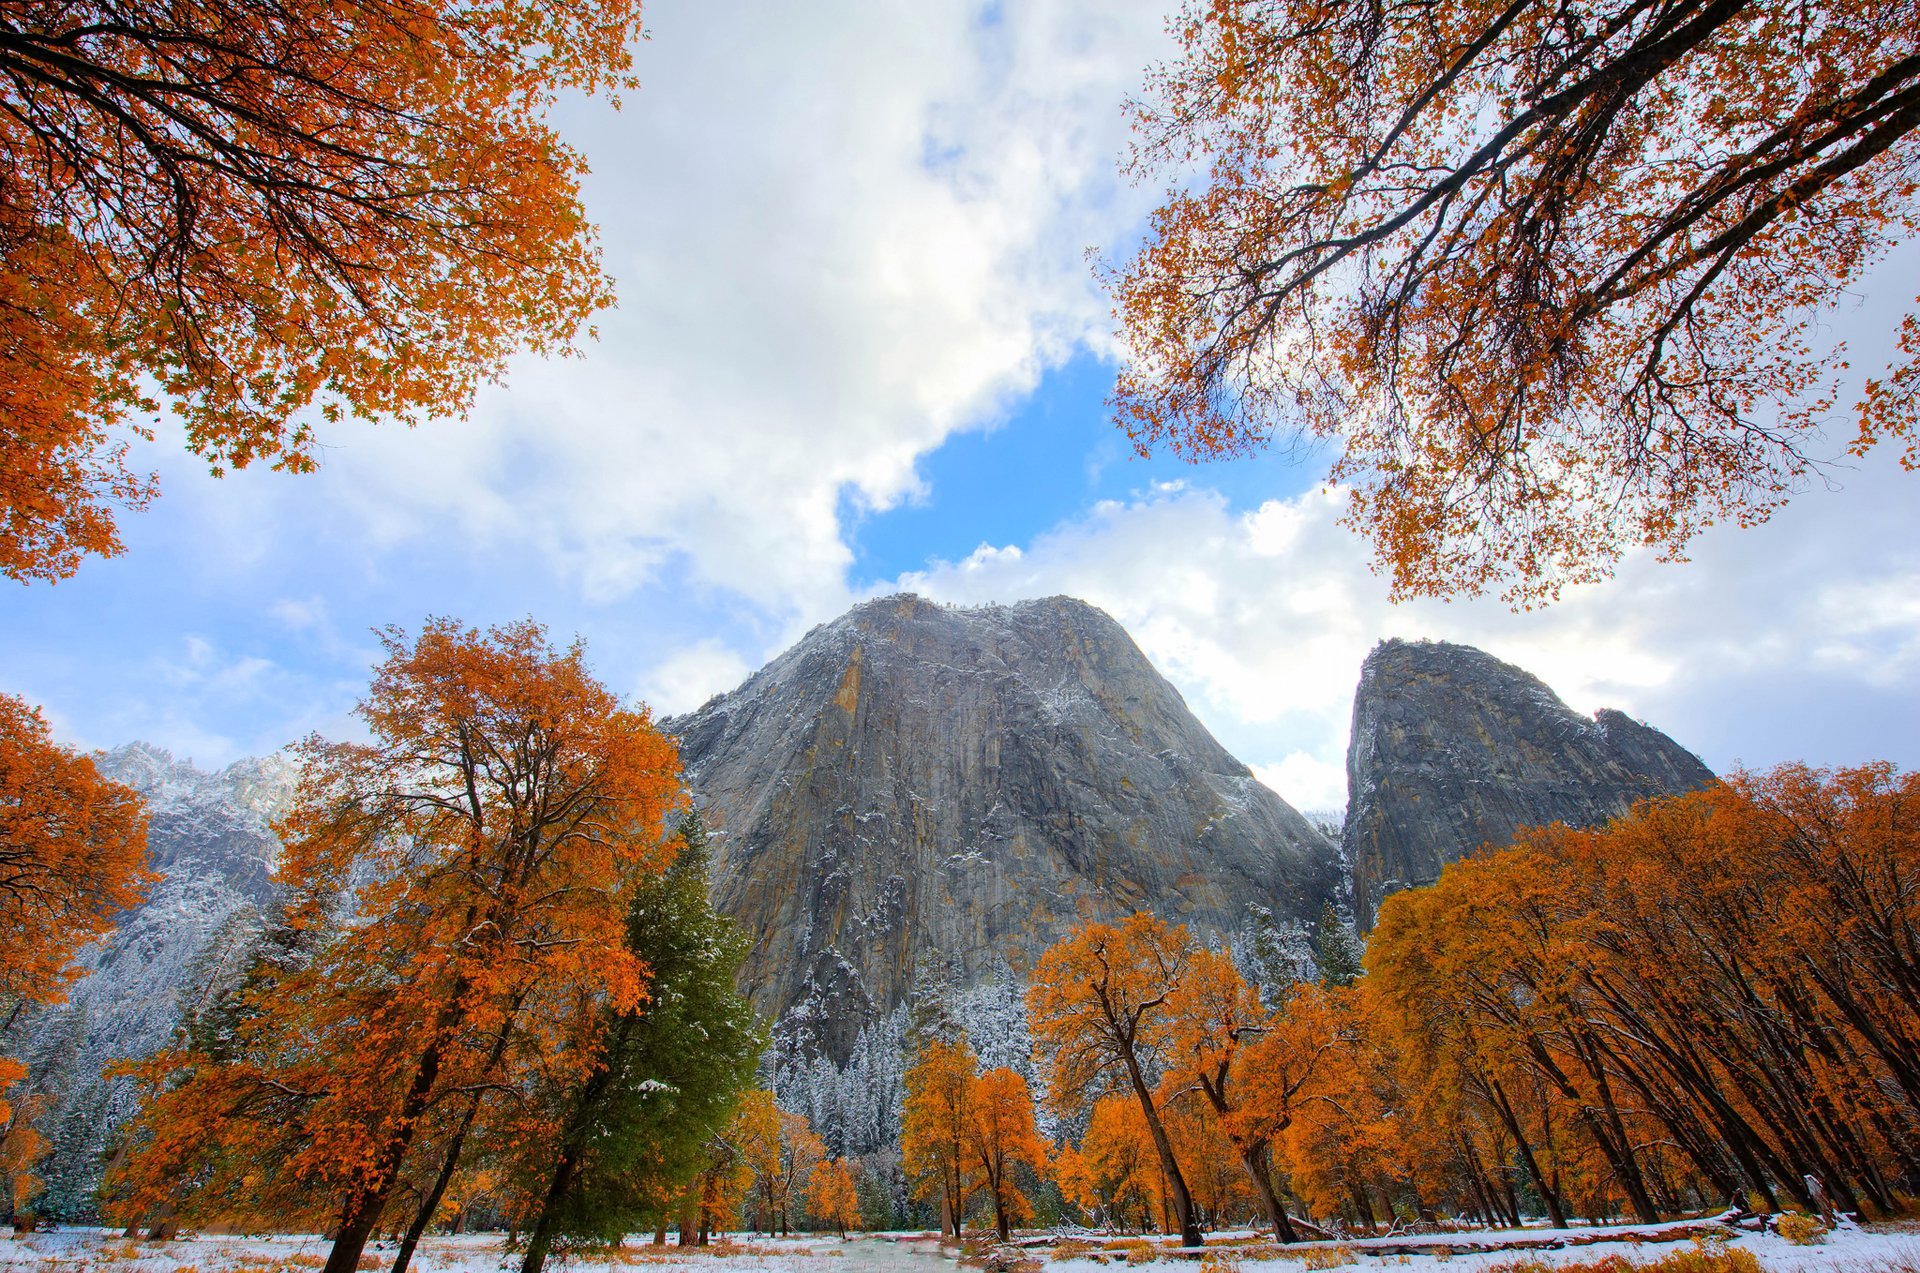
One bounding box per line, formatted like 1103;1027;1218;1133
249;0;1177;629
1252;755;1349;818
638;640;755;718
896;445;1920;809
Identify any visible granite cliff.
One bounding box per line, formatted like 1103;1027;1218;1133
668;593;1340;1059
15;744;292;1217
1343;638;1715;928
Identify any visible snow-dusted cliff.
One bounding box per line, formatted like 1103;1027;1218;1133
668;593;1341;1062
15;744;292;1218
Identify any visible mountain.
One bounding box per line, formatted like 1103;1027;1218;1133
1343;638;1715;929
667;593;1340;1060
15;744;293;1218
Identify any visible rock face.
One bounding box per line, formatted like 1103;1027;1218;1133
1344;639;1714;929
16;744;293;1218
668;593;1339;1059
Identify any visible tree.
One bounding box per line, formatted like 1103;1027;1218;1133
732;1091;823;1237
807;1158;862;1237
1165;948;1301;1239
902;1033;977;1237
109;619;681;1273
0;693;151;1121
1315;904;1363;989
771;1109;827;1236
1076;1094;1161;1233
731;1089;783;1234
689;1134;753;1244
1029;912;1206;1246
512;810;764;1273
965;1067;1049;1242
0;0;643;581
1111;0;1920;606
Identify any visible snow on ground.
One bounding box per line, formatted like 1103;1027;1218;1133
4;1225;1917;1273
1044;1221;1920;1273
0;1232;853;1273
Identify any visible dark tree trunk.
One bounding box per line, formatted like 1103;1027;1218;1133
324;990;466;1273
1122;1049;1203;1246
1486;1076;1568;1228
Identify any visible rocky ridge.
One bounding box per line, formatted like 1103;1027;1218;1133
1343;638;1715;928
667;593;1340;1060
16;744;293;1216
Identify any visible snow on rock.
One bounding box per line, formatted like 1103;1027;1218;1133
13;744;293;1220
667;594;1340;1066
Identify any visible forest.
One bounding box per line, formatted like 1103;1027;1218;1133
3;623;1916;1263
3;0;1918;1268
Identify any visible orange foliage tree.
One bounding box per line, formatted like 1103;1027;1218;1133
1159;1083;1253;1228
0;693;151;1123
108;619;680;1273
730;1088;783;1234
1030;912;1205;1246
0;0;643;581
1166;948;1295;1238
689;1133;753;1244
1076;1093;1162;1233
1111;0;1920;606
732;1090;823;1237
1366;762;1920;1226
807;1158;862;1236
902;1033;978;1237
965;1067;1049;1241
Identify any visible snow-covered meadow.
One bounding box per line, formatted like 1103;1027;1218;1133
5;1225;1917;1273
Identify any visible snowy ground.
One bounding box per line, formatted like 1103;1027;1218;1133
1042;1221;1920;1273
4;1224;1916;1273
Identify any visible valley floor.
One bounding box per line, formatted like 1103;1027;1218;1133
3;1223;1916;1273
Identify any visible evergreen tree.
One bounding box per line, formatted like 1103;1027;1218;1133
905;953;966;1051
1315;902;1364;989
517;811;765;1273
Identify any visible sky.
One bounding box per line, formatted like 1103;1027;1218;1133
4;0;1917;815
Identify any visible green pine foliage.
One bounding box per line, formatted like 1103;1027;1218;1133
1315;901;1364;988
518;810;765;1269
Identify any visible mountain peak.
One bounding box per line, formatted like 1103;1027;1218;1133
670;593;1337;1060
1344;638;1714;927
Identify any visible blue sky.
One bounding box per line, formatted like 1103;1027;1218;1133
4;0;1917;813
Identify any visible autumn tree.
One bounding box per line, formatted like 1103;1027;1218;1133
0;693;151;1121
109;619;681;1273
1166;947;1335;1240
0;0;643;581
902;1033;977;1237
1111;0;1920;606
0;1091;50;1229
731;1089;783;1234
688;1135;753;1244
1077;1094;1162;1233
1365;762;1920;1227
1029;912;1205;1246
1160;1085;1254;1228
733;1091;824;1237
965;1067;1050;1241
807;1158;862;1237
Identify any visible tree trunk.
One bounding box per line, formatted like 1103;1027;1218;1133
1122;1049;1203;1246
518;1143;583;1273
324;991;465;1273
389;1092;483;1273
1485;1076;1567;1229
1238;1139;1295;1243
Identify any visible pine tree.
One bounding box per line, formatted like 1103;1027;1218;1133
516;810;765;1273
1315;903;1363;989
